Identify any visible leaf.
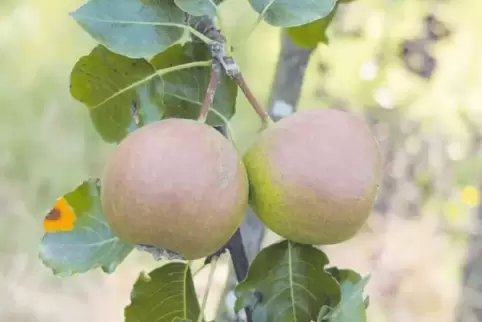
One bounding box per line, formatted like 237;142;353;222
326;268;364;285
248;0;337;27
286;4;338;48
39;178;134;277
70;45;165;143
318;268;369;322
174;0;221;17
125;262;202;322
150;42;237;125
234;240;341;322
71;0;186;59
71;43;232;144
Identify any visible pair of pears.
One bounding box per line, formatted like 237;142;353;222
100;108;382;260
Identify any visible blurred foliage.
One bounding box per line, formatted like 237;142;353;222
0;0;482;321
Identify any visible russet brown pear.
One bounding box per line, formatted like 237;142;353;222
243;108;382;245
100;118;249;260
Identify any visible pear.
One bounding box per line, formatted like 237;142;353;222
243;108;382;245
101;118;249;260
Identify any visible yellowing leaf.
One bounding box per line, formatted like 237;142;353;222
39;179;134;276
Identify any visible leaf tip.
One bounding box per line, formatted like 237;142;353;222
68;8;80;21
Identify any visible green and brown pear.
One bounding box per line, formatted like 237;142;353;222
243;108;382;245
100;118;249;260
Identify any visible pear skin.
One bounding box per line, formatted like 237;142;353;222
243;108;382;245
101;119;249;260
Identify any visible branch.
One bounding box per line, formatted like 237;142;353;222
192;16;315;322
192;16;273;126
215;30;314;322
226;230;254;321
191;15;258;322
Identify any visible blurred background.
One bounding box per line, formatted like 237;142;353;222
1;0;481;321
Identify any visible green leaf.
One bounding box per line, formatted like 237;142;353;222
39;178;134;277
125;262;202;322
248;0;337;27
150;42;237;125
326;268;365;285
71;43;230;144
234;240;341;322
174;0;220;17
70;45;165;143
71;0;186;59
319;268;369;322
286;4;338;48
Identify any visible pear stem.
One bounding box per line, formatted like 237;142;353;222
193;16;274;127
198;61;222;123
235;74;274;126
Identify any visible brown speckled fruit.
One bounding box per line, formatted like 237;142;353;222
101;118;249;260
243;108;382;245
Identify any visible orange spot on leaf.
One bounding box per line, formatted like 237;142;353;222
43;197;77;233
